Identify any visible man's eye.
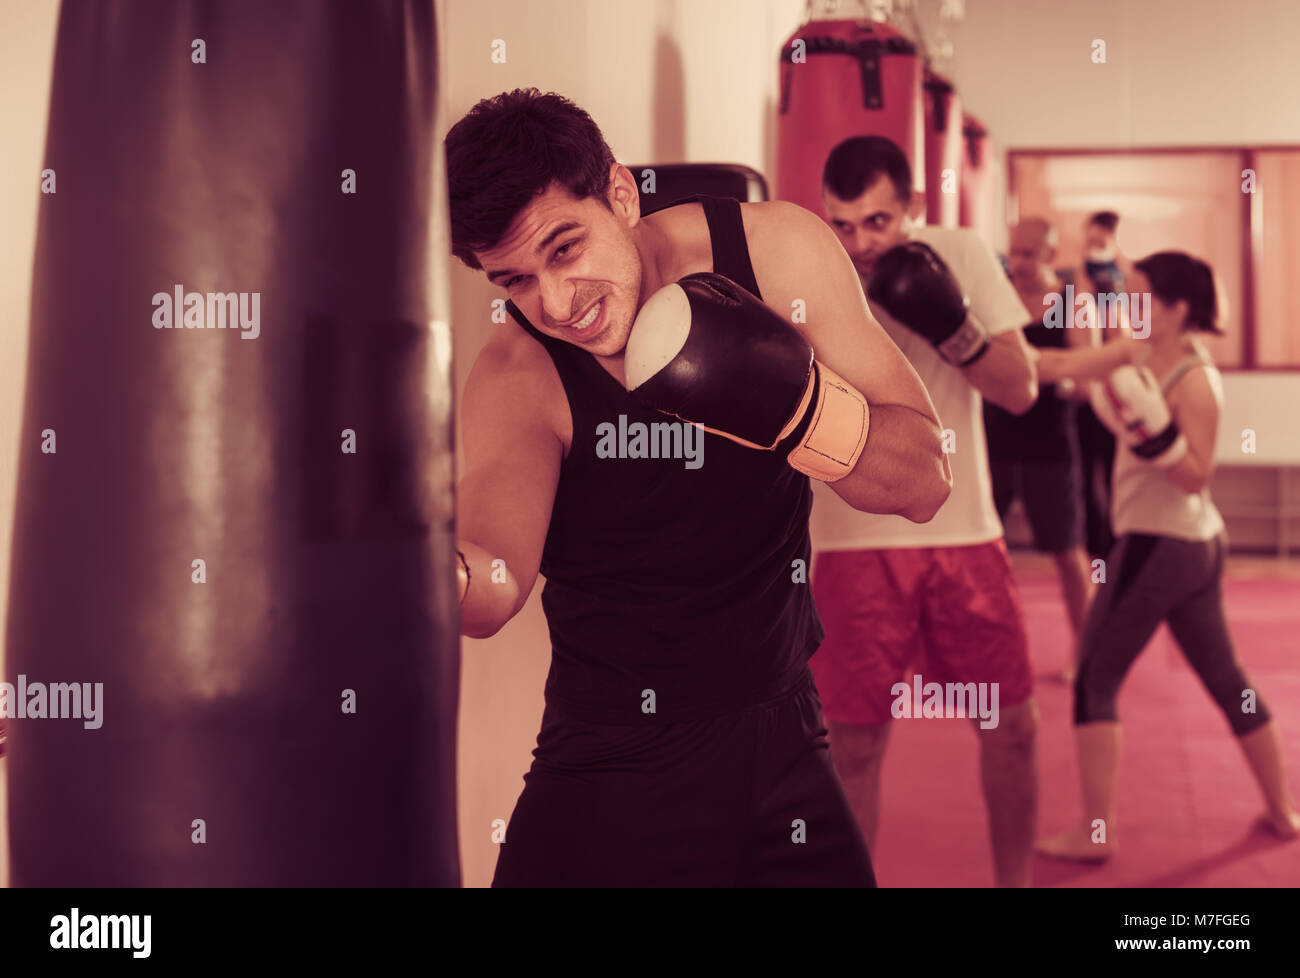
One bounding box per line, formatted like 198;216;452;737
505;276;524;288
556;243;574;257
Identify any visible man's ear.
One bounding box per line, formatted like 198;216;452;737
907;190;926;222
607;164;641;225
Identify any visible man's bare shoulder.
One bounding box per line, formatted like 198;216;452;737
739;200;851;303
474;319;547;374
465;323;569;440
739;200;828;253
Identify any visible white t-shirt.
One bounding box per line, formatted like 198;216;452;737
810;224;1030;551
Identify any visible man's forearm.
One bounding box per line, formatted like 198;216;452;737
828;403;951;521
963;338;1037;414
1035;340;1135;385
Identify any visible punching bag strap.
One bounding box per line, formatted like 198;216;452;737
924;74;954;132
780;31;917;113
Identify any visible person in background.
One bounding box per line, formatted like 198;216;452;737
1033;251;1300;859
1074;210;1128;561
985;217;1098;682
811;136;1040;887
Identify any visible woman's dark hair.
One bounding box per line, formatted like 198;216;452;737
445;89;616;269
1133;251;1223;334
821;135;913;205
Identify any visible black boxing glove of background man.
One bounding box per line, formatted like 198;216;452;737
867;241;990;366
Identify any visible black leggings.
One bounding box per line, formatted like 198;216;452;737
1074;532;1270;736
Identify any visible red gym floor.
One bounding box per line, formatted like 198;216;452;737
2;554;1294;888
869;552;1300;888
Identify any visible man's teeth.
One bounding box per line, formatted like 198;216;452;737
573;301;601;330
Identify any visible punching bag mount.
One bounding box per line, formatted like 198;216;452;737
780;32;917;113
963;118;987;168
923;72;955;133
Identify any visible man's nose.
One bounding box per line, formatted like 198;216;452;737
538;274;576;326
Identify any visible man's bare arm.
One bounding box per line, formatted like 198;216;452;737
748;202;951;522
1034;335;1139;386
960;329;1037;414
456;340;562;638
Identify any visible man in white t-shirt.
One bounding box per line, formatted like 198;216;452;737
809;136;1040;887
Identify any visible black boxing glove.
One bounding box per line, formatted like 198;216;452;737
867;241;990;366
623;272;870;482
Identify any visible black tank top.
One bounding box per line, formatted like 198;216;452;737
984;273;1078;463
507;195;823;725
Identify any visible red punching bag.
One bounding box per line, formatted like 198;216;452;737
960;112;998;244
6;0;460;886
923;70;962;228
777;15;923;214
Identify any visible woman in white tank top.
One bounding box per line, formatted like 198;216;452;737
1031;251;1299;861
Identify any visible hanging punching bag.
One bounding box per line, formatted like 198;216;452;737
923;70;962;228
6;0;460;886
777;15;923;215
960;112;998;244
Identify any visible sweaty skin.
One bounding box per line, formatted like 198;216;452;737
457;164;951;638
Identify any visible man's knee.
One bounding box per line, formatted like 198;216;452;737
975;697;1038;747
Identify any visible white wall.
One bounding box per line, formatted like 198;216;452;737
924;0;1300;147
915;0;1300;249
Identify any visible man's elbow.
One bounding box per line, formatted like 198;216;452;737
897;460;953;523
462;617;504;640
999;374;1039;415
459;579;525;639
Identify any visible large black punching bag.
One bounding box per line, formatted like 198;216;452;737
6;0;460;886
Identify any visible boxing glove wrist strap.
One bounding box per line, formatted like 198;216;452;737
780;361;870;482
936;314;991;367
1132;420;1188;468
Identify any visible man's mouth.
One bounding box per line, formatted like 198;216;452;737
571;300;602;329
564;298;606;338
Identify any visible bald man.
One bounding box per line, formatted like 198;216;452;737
985;218;1098;680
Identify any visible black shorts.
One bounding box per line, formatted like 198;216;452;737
991;458;1083;553
492;669;876;887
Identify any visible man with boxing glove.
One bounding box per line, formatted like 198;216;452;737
808;135;1041;887
984;219;1098;682
1075;210;1132;560
446;90;950;887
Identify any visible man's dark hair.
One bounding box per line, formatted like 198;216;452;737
821;136;913;205
445;89;616;269
1134;251;1222;335
1088;210;1120;232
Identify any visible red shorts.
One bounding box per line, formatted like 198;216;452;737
809;539;1033;726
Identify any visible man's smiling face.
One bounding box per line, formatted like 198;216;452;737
478;174;644;357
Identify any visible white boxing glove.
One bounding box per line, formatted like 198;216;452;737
1089;365;1188;468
